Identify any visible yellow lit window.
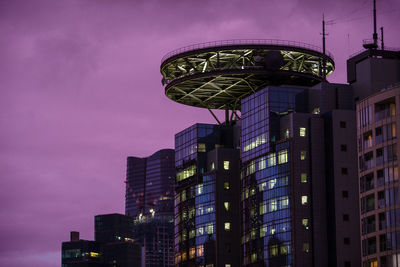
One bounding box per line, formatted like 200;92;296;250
196;184;203;195
182;252;187;261
302;218;309;229
300;127;306;137
248;161;256;174
189;247;195;259
303;243;309;253
280;244;289;255
369;259;378;267
259;182;266;191
224;202;230;211
224;182;230;190
189;229;195;239
211;162;215;170
224;222;231;231
270;245;278;256
301;196;308;205
198;143;206;152
300;151;307;160
90;252;99;257
197;227;204;236
225;264;231;267
251;252;257;263
260;202;267;215
206;223;214;234
251;229;256;240
259;158;266;170
285;129;290;138
260;225;268;237
270;226;276;235
301;173;307;183
176;165;196;182
267;153;276;167
278;149;288;164
224;160;230;170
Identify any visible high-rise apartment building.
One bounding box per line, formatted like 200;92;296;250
125;149;175;218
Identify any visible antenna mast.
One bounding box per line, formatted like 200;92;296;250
322;14;327;80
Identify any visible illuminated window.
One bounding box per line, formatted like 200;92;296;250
90;252;99;257
303;243;309;253
259;182;266;191
198;143;206;152
278;149;288;164
285;129;290;138
224;161;230;170
270;245;278;256
301;196;308;205
182;252;187;261
280;244;289;255
224;182;230;190
196;227;204;236
270;226;276;235
224;222;231;231
269;199;277;212
280;197;289;209
259;158;266;170
300;151;307;160
251;253;257;263
267;153;276;166
248;161;256;174
211;162;215;170
260;202;267;215
196;245;204;257
224;202;230;211
189;229;195;239
225;264;231;267
196;184;203;195
301;173;307;183
181;190;186;201
177;165;196;182
205;223;214;234
260;225;268;237
300;127;306;137
302;218;309;229
189;247;195;259
268;178;277;189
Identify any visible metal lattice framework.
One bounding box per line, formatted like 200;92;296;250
160;39;335;110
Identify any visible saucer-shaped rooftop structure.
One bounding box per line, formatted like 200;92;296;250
160;39;334;110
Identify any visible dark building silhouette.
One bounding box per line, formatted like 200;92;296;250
125;149;175;267
125;149;175;218
61;214;142;267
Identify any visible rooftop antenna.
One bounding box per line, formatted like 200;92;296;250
363;0;378;49
322;13;328;80
380;27;384;50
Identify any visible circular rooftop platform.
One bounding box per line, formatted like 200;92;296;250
160;39;335;110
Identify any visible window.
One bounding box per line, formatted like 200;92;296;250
345;261;351;267
342;190;349;198
300;127;307;137
340;121;346;128
196;245;204;257
301;173;307;183
224;222;231;231
225;265;231;267
270;245;278;256
198;143;206;152
280;244;289;255
341;144;347;152
285;129;290;138
303;243;310;253
224;202;230;211
224;161;230;170
269;199;277;212
260;202;267;215
182;252;187;261
300;151;307;160
344;237;350;245
225;243;231;253
343;214;349;221
342;168;348;175
301;196;308;205
211;162;215;170
280;197;289;209
189;247;195;259
302;218;309;229
224;182;230;190
260;225;268;237
278;149;288;164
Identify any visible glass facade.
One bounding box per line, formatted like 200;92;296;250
241;86;308;266
357;88;400;267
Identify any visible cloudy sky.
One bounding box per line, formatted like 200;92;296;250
0;0;399;266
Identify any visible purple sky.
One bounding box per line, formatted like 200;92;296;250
0;0;399;266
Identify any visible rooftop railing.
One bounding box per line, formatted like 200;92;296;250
161;39;334;63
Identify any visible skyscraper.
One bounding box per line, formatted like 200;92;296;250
125;149;175;218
